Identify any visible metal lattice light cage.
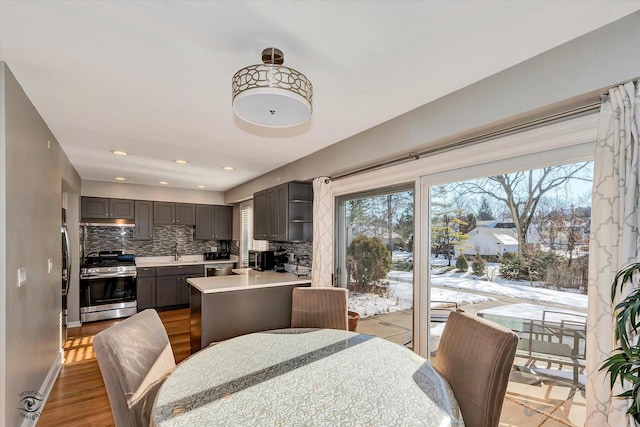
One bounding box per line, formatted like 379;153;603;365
232;48;313;128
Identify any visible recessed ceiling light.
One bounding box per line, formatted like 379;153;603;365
197;185;205;189
223;166;234;171
111;150;128;156
159;181;168;185
174;159;188;164
115;177;126;181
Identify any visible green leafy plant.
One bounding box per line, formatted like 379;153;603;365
600;262;640;423
472;256;486;276
455;255;468;272
346;234;392;293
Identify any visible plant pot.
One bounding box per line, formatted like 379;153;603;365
348;311;360;332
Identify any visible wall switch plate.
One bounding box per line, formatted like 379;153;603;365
18;268;27;287
48;258;53;273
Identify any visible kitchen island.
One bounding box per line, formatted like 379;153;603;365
188;270;311;352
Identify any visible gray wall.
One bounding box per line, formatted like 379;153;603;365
82;180;226;205
0;62;81;426
225;11;640;203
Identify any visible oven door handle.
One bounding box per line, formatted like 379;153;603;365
81;272;137;279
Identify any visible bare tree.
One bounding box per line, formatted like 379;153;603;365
451;162;592;256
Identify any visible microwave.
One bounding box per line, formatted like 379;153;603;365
248;250;274;271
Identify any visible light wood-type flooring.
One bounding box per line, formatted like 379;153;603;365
39;309;190;426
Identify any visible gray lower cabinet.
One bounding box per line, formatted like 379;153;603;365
134;200;154;240
136;267;156;310
155;265;203;308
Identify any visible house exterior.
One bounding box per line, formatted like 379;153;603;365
461;227;519;257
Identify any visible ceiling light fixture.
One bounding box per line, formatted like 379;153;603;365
174;159;188;164
222;166;234;171
159;181;168;185
111;150;128;156
232;47;312;128
115;177;126;181
197;185;205;189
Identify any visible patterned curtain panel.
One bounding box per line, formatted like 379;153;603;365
311;177;333;287
586;81;640;426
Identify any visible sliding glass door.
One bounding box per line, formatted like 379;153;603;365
335;184;415;346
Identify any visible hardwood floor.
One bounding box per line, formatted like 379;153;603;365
38;309;191;427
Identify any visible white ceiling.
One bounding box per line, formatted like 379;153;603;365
1;1;639;192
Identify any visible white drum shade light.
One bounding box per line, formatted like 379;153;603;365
232;48;313;128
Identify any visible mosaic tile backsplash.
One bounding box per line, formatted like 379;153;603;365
82;225;239;257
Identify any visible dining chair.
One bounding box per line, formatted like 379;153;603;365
93;309;176;427
291;287;349;330
432;310;518;427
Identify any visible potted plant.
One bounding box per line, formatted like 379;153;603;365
600;261;640;423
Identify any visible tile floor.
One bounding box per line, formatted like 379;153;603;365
357;309;585;427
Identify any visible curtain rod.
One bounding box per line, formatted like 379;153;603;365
329;101;601;182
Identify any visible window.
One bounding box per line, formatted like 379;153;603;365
240;201;268;267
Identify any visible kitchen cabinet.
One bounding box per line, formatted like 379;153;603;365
136;266;156;310
195;205;233;240
81;197;135;220
267;184;288;241
253;190;268;240
134;200;154;240
253;181;313;242
156;265;203;308
154;202;196;225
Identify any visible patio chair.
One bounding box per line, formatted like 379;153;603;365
291;287;349;330
432;311;518;427
93;309;176;427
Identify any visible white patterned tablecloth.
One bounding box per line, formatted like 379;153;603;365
151;328;463;426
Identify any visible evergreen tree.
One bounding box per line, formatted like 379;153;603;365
477;197;495;220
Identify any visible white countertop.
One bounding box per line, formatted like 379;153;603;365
136;255;238;268
188;270;311;294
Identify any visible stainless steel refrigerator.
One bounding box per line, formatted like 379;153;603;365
61;208;71;341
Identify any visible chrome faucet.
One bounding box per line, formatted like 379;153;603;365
174;242;181;261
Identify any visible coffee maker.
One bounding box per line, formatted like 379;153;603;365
273;247;288;273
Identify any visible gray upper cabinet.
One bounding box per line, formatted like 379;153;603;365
81;197;134;220
253;190;268;240
154;202;195;225
253;181;313;242
195;205;233;240
175;203;196;225
134;200;154;240
267;184;288;242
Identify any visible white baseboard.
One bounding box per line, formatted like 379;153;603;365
20;351;63;427
67;320;82;328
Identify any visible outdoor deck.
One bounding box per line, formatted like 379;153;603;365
358;302;585;427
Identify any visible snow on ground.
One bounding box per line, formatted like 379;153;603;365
348;280;494;318
431;271;587;310
349;257;588;317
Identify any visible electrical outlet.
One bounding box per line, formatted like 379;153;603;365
18;268;27;287
48;258;53;273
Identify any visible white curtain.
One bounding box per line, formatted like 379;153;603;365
586;81;640;426
311;177;333;287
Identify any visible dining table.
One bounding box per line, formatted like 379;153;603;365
151;328;464;426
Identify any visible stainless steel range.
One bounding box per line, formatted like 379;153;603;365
80;250;137;322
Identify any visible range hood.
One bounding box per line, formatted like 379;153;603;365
80;218;135;227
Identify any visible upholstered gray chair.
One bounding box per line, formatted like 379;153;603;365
432;310;518;427
291;287;349;330
93;309;176;427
